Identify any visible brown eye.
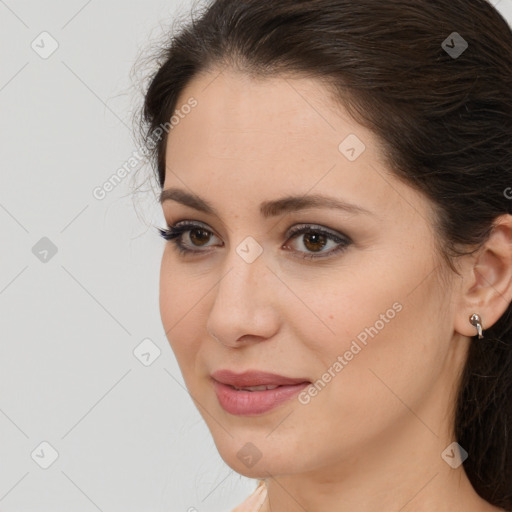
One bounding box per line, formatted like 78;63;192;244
302;232;328;252
284;224;352;260
158;221;221;255
188;228;212;247
159;221;351;261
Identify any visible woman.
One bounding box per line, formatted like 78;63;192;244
138;0;512;510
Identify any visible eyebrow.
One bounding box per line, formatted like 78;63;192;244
159;187;375;218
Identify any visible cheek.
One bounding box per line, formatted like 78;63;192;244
285;266;401;366
291;255;446;412
159;254;204;371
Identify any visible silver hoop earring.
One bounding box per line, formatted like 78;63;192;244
469;313;484;339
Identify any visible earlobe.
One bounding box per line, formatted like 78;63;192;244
454;214;512;339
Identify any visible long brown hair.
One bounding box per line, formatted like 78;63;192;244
138;0;512;508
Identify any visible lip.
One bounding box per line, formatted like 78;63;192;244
211;370;311;416
211;369;310;387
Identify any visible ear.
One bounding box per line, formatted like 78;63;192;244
454;214;512;338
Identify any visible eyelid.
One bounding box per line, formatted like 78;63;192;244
159;219;352;260
282;224;352;260
286;223;351;242
168;219;350;242
173;219;223;240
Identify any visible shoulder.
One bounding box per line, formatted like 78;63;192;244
229;480;267;512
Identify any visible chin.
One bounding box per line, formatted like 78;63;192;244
211;434;302;479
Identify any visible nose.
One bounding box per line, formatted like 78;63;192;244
206;247;281;348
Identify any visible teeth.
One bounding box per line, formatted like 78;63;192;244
234;385;280;391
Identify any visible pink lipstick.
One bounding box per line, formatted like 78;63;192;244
211;369;310;415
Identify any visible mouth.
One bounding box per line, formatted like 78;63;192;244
230;384;287;391
211;369;310;388
211;369;311;415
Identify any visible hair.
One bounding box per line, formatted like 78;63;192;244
137;0;512;508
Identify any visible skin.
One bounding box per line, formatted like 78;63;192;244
158;67;512;512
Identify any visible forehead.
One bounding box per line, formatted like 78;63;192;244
162;68;432;228
165;69;377;180
167;69;351;160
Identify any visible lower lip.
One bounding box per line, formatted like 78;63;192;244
213;380;310;416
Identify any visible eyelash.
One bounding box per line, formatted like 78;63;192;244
157;221;352;260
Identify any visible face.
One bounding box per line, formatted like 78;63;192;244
159;68;463;478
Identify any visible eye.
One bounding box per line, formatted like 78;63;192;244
157;221;352;260
283;224;352;260
157;221;220;256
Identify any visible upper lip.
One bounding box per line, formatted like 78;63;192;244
211;369;310;387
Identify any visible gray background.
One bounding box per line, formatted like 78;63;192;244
1;1;511;511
